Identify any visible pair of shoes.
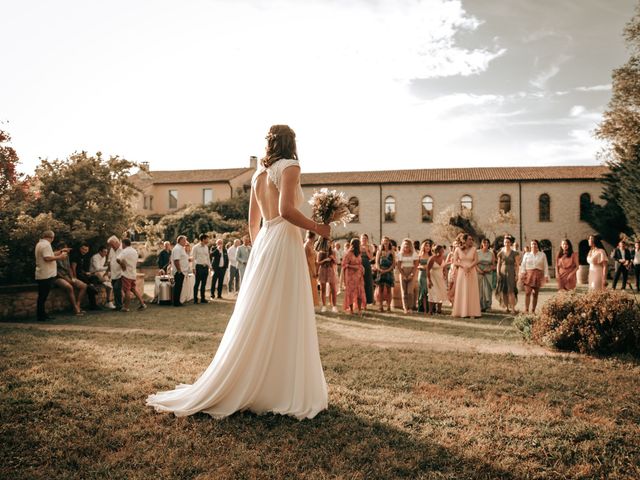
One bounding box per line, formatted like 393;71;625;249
193;299;199;304
320;305;327;313
105;302;116;310
218;296;224;300
331;306;338;313
200;299;210;304
121;308;130;312
75;311;85;316
137;303;147;311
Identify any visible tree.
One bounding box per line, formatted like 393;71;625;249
158;204;246;242
0;128;21;198
32;151;141;246
433;205;485;244
594;3;640;234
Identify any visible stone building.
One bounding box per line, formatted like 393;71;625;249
132;162;607;270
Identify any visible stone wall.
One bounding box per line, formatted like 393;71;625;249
0;274;146;321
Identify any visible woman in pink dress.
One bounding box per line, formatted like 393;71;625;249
451;233;481;318
556;239;579;291
342;238;366;314
587;235;608;291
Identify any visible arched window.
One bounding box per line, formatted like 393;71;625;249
460;195;473;211
539;194;550;222
499;194;511;213
579;193;591;221
384;196;396;222
421;195;433;223
348;196;360;223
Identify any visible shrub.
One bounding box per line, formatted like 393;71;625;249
512;313;536;341
532;290;640;355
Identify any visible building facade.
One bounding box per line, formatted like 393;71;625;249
133;163;607;269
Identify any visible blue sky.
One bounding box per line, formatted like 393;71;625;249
1;0;635;174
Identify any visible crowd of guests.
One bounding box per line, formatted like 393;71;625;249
155;234;252;306
34;227;640;321
34;230;146;321
303;232;640;318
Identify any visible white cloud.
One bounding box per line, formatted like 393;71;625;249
575;84;612;92
569;105;586;117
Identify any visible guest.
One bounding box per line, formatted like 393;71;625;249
426;245;447;315
34;230;67;321
476;238;496;312
227;239;241;295
158;241;172;272
171;235;189;306
417;241;432;313
611;239;632;290
107;236;124;311
236;235;251;285
317;241;338;313
116;238;146;312
339;242;350;294
519;240;549;314
89;245;115;309
210;238;229;300
633;240;640;292
556;239;579;291
495;235;519;313
360;233;375;305
397;238;418;315
71;242;103;310
375;236;395;312
185;242;194;273
53;241;87;315
445;241;458;306
587;235;608;291
334;242;343;278
192;234;211;304
342;238;366;314
304;231;320;308
451;233;481;318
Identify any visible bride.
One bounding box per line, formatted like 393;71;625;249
146;125;330;420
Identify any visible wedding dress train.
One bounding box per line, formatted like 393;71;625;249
146;159;328;420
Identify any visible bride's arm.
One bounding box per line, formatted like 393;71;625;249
248;187;261;243
279;166;330;238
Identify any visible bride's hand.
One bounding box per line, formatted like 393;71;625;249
316;223;331;239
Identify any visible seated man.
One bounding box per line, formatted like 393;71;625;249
72;242;115;310
54;241;87;315
89;245;116;309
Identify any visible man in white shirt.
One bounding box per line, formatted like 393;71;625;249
89;245;115;309
171;235;189;306
235;235;252;287
107;235;124;310
34;230;67;321
116;238;146;312
191;234;212;304
227;239;241;295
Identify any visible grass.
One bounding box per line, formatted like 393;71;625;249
1;295;639;479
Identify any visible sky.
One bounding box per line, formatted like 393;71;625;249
1;0;636;174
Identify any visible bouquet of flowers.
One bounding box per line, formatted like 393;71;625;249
308;188;355;251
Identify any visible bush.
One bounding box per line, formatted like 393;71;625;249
512;313;536;341
532;290;640;355
140;253;158;267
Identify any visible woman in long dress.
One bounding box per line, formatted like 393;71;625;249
147;125;329;420
417;241;432;313
375;236;395;312
397;239;419;315
495;235;519;314
587;235;608;291
556;239;579;291
476;238;496;312
305;231;320;307
317;242;338;313
342;238;366;314
451;233;481;318
427;245;447;315
360;234;375;305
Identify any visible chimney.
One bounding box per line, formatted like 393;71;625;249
249;156;258;169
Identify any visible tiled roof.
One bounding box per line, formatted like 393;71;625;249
299;166;608;185
141;168;253;185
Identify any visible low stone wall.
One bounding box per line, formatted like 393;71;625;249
0;273;146;321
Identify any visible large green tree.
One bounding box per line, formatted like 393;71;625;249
594;3;640;235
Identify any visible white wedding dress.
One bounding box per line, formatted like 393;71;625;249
146;159;328;420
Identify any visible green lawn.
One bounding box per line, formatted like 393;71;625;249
1;297;639;479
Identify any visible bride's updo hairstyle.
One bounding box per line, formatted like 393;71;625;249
262;124;298;168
